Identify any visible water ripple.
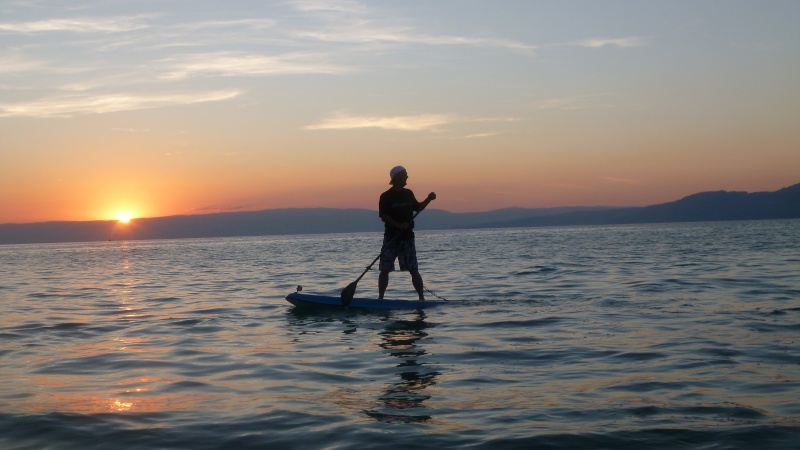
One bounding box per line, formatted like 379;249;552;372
1;222;799;448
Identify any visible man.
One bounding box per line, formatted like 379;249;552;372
378;165;436;300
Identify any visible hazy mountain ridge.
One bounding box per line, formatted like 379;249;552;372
1;184;798;245
476;183;800;228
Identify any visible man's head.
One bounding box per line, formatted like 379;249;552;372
389;165;408;186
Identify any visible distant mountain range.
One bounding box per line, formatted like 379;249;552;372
1;183;798;245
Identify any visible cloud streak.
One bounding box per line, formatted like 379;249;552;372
158;52;350;79
306;112;517;132
306;112;456;131
0;54;46;73
0;15;153;33
0;5;647;125
296;28;537;51
577;37;645;48
0;90;240;118
292;0;369;14
288;0;537;51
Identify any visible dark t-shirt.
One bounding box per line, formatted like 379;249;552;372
379;188;420;232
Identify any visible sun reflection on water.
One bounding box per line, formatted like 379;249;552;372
110;399;134;411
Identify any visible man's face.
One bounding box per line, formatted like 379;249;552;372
394;170;408;187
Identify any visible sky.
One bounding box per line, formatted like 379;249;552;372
1;0;799;224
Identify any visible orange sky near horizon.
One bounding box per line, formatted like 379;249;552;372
2;1;799;224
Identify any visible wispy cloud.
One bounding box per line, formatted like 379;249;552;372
158;52;350;79
292;0;368;14
0;54;46;73
462;132;500;139
576;37;645;48
89;18;280;53
306;112;518;132
0;90;240;118
0;15;153;33
289;0;536;51
306;112;457;131
296;28;537;51
177;18;277;31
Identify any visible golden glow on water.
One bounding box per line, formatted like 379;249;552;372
112;337;149;352
15;372;225;414
110;399;134;411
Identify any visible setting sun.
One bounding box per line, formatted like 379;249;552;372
117;212;132;223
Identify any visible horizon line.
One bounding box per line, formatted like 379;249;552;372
1;204;621;227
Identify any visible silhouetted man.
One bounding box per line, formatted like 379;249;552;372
378;165;436;300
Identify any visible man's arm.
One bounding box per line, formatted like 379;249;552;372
415;192;436;212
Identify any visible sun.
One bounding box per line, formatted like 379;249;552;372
117;212;133;224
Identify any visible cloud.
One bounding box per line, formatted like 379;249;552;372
577;37;644;48
0;15;153;33
288;0;535;51
158;52;350;79
296;28;537;51
84;18;279;53
462;132;499;139
292;0;368;14
0;54;45;73
177;18;277;31
306;112;519;132
0;90;240;118
306;112;456;131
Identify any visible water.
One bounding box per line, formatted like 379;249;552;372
1;220;799;449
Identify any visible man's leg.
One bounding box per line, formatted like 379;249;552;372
410;269;425;300
378;234;395;300
378;270;390;299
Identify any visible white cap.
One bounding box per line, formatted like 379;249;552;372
389;165;406;183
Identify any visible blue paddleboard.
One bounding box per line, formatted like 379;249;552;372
285;292;446;310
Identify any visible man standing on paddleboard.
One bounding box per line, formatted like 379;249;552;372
378;165;436;300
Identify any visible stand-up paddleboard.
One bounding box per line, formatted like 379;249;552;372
286;292;445;310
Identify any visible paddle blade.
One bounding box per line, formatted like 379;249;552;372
340;282;357;307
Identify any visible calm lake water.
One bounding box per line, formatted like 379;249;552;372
1;220;799;449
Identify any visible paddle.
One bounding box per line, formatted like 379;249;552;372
341;210;422;306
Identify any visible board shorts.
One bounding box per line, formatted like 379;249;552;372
379;232;418;272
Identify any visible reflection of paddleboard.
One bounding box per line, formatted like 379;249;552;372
285;292;446;310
